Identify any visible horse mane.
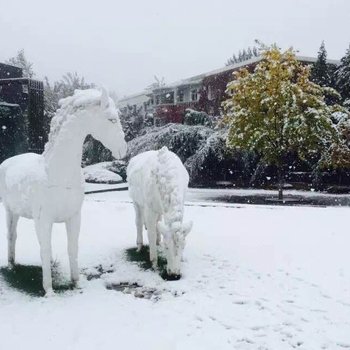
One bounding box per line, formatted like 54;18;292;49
43;89;103;155
156;146;184;223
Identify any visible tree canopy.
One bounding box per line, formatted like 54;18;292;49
223;45;338;198
6;49;35;78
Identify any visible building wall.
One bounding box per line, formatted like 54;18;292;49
0;63;46;157
120;57;327;126
0;63;22;79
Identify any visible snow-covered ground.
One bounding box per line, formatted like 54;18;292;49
84;183;350;206
0;191;350;349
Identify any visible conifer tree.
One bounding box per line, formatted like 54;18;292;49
226;46;260;66
311;42;340;105
311;41;331;86
335;45;350;103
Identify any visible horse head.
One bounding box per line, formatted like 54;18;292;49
83;88;127;159
157;220;192;279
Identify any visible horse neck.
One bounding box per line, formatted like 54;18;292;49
44;116;86;186
162;186;185;226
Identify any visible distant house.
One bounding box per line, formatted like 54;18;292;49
119;56;340;125
0;62;45;161
118;90;153;117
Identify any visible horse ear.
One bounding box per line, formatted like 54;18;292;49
100;88;109;109
157;221;169;239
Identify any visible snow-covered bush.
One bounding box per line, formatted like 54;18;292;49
127;124;257;186
108;160;127;181
119;105;145;142
126;123;213;161
83;162;123;184
184;109;212;127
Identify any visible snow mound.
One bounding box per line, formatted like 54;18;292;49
83;162;123;184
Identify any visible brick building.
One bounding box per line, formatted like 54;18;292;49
119;56;340;125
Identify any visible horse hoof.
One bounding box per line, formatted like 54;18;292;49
72;279;81;289
44;289;55;297
137;245;142;252
8;262;15;270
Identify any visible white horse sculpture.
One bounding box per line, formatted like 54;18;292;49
0;88;126;296
127;147;192;279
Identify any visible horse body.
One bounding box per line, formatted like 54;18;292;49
0;153;84;222
0;88;126;295
127;147;192;278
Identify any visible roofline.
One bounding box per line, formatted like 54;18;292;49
118;89;152;102
120;55;341;100
0;77;43;84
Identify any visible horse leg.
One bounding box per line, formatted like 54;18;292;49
145;214;158;269
134;204;143;251
6;208;19;268
156;215;161;246
34;216;53;296
65;212;80;285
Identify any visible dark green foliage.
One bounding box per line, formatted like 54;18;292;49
184;109;212;127
108;160;127;181
0;103;28;163
311;42;332;87
310;42;339;105
126;124;214;162
127;124;258;186
125;246;169;280
0;263;74;297
226;45;260;66
82;135;113;165
119;105;145;142
335;45;350;102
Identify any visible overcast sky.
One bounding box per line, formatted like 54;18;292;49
0;0;349;97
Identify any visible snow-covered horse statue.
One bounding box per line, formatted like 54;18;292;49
0;88;126;296
127;147;192;279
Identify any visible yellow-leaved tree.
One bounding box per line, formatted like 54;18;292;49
223;45;340;200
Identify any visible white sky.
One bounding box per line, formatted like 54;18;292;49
0;0;349;97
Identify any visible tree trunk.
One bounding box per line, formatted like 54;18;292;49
277;166;284;201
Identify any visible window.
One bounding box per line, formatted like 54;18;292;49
177;90;184;102
191;89;198;101
155;95;160;105
161;91;174;104
208;85;215;100
22;84;29;94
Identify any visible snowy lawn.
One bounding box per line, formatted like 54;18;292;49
0;194;350;349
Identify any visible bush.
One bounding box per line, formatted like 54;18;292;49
127;124;257;186
184;109;212;127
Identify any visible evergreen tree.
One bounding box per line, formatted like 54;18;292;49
318;109;350;170
223;45;337;200
6;49;35;78
311;42;340;105
311;41;331;86
335;45;350;103
226;46;260;66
